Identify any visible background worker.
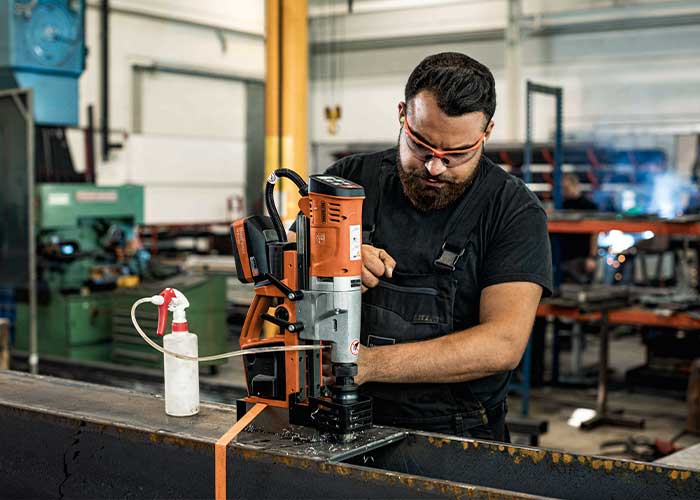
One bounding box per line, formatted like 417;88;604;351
560;173;599;283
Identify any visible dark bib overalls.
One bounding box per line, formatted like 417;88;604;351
357;152;510;441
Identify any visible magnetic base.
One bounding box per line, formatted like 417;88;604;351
235;399;405;462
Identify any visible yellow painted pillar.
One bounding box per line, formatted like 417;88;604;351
265;0;308;226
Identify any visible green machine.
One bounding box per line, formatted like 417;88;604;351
15;184;229;369
15;184;146;361
3;2;226;369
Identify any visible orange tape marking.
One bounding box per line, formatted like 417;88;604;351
215;403;267;500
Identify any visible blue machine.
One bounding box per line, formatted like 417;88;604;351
0;0;86;125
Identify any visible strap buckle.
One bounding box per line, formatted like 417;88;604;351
434;242;466;272
362;225;375;245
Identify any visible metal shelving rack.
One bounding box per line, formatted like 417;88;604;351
511;81;563;416
524;81;564;209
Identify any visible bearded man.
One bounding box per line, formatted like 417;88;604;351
317;52;552;441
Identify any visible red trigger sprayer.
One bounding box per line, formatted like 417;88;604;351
157;288;187;336
152;287;199;416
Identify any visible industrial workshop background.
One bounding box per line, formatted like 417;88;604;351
2;1;700;499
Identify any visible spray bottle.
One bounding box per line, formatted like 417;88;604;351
131;291;329;416
155;288;199;417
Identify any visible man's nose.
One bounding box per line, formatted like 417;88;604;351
425;156;447;176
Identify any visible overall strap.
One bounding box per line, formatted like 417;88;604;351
361;150;390;244
434;163;503;273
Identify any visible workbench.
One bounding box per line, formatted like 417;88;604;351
541;215;700;423
536;301;700;392
536;291;700;428
537;304;700;331
536;301;700;399
548;217;700;237
537;294;648;430
2;370;700;499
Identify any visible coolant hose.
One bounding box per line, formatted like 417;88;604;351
131;297;325;362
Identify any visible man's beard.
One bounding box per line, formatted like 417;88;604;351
396;145;478;212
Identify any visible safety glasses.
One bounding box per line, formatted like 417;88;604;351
402;115;486;168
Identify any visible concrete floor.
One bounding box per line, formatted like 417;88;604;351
524;330;698;457
512;387;693;458
211;327;700;460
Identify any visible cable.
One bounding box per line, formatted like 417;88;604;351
265;176;286;242
265;168;309;242
131;298;326;362
277;168;308;193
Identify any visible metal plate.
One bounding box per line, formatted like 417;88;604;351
2;371;700;499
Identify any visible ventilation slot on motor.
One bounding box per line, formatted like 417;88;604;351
328;203;342;223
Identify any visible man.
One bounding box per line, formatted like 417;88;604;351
320;53;552;441
560;173;598;282
562;173;596;212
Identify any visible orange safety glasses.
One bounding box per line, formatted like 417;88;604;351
402;115;486;168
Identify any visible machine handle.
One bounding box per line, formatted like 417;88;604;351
239;295;271;347
261;313;304;333
264;273;304;301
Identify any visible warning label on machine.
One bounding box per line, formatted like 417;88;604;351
350;225;361;261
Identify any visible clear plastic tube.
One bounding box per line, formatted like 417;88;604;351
131;297;325;362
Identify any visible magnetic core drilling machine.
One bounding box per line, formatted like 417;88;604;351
231;169;371;440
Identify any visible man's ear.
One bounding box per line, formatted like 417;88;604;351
484;120;495;142
398;101;406;124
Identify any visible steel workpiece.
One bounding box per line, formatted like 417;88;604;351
1;371;699;499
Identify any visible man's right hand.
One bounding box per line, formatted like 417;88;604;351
361;244;396;293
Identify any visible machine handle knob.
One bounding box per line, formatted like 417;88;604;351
261;313;304;333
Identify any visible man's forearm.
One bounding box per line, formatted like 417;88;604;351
359;321;527;385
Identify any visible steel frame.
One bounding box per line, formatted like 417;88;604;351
2;371;699;499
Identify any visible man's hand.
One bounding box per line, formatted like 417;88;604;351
361;244;396;292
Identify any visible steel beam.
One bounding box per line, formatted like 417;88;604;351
1;371;699;499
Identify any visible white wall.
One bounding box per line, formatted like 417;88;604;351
70;0;700;209
75;0;265;223
81;0;264;133
137;72;246;139
309;0;700;170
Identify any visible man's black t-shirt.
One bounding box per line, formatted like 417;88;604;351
324;147;553;407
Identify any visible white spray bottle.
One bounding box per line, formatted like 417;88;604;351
155;288;199;416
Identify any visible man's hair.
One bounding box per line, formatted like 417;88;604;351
405;52;496;123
